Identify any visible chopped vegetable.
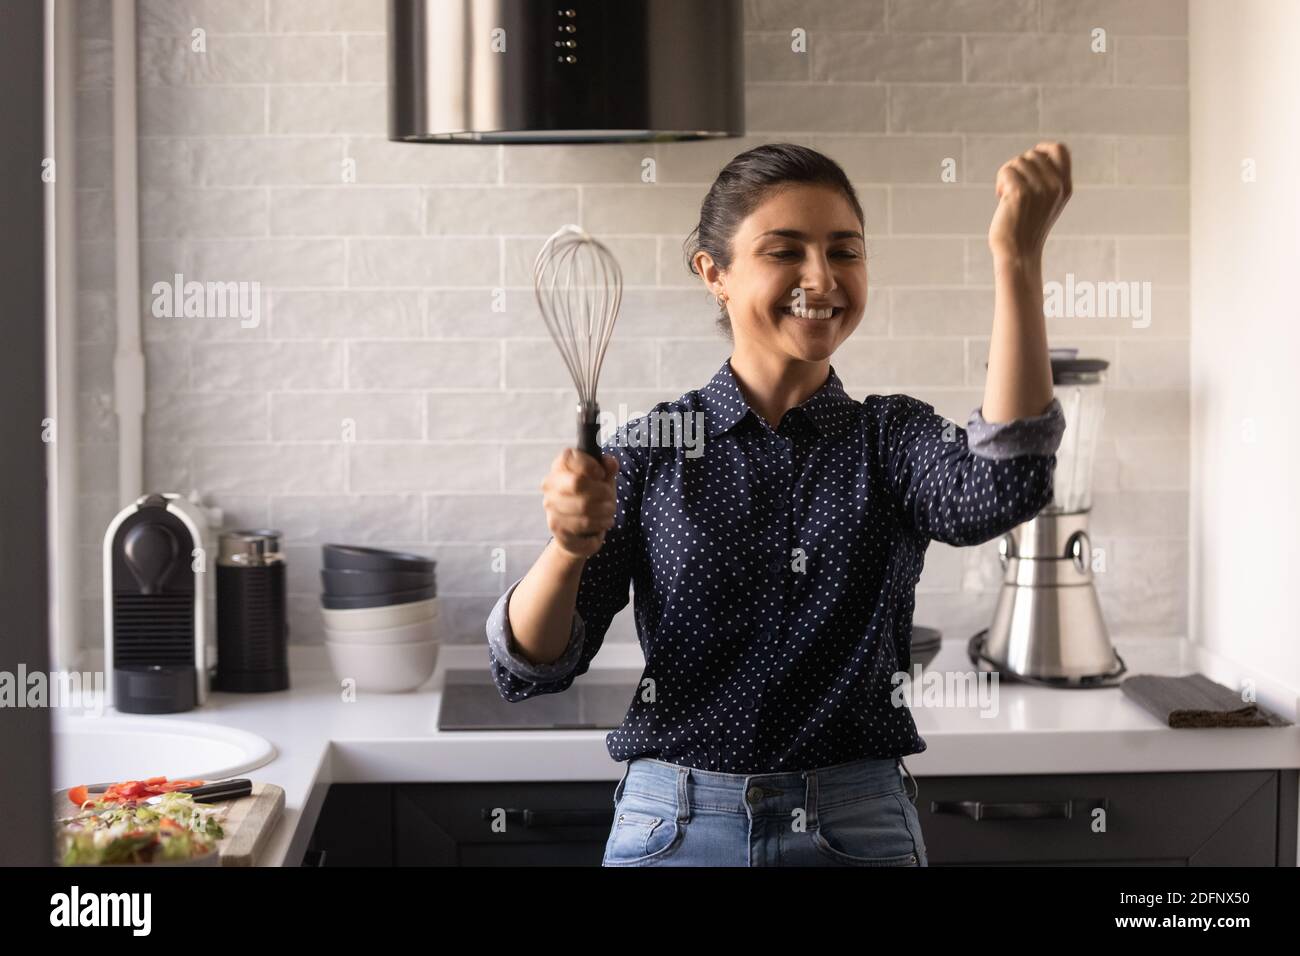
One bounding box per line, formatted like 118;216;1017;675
67;776;205;809
56;791;227;865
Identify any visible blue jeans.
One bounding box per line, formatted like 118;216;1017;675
601;754;928;867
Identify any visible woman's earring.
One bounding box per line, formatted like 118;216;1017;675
716;293;728;307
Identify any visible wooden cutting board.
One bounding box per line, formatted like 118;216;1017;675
54;782;286;867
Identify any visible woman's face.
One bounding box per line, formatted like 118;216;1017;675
697;183;867;364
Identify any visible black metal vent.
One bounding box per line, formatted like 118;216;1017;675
111;592;194;665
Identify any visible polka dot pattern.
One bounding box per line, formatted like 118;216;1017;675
486;357;1066;773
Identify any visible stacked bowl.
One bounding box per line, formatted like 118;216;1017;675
320;545;440;692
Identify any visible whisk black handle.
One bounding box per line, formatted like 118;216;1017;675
575;404;605;539
578;417;602;462
575;400;603;463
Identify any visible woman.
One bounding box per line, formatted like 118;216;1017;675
485;142;1071;866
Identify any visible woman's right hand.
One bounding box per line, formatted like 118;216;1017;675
541;448;620;559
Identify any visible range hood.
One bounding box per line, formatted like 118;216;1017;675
387;0;745;143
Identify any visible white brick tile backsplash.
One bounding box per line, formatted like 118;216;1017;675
349;443;500;493
748;83;889;133
890;84;1038;133
273;289;422;339
190;137;346;186
347;137;498;184
1115;36;1188;87
1115;238;1189;285
890;185;995;234
1053;187;1188;235
271;186;421;236
348;237;499;286
268;0;385;33
425;186;580;236
271;392;422;441
192;340;344;391
504;337;657;390
813;33;963;83
809;135;963;184
583;185;708;236
141;187;267;238
271;494;423;543
148;391;270;443
1041;0;1188;35
427;390;573;442
1115;137;1188;185
426;494;548;541
270;86;387;135
344;34;385;83
137;35;344;86
746;34;812;82
192;442;346;495
504;236;658;287
888;0;1037;33
964;135;1115;185
866;237;965;286
1041;87;1188;135
73;0;1192;650
746;0;885;32
348;340;501;390
138;0;265;36
965;34;1111;85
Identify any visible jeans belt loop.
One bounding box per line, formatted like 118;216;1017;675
802;769;820;830
677;767;691;823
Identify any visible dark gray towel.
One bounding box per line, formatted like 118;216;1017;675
1121;673;1292;728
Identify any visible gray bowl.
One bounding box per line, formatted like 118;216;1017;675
322;544;435;573
321;585;437;611
321;567;434;597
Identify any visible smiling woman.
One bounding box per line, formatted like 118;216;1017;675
485;142;1067;868
683;144;869;429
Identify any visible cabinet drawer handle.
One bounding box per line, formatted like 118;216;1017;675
929;798;1107;821
480;808;612;829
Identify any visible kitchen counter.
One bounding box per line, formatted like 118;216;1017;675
76;637;1300;866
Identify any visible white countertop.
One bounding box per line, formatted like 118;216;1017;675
75;637;1300;867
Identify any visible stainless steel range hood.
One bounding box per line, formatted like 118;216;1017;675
387;0;745;143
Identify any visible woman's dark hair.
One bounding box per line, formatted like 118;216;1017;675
683;142;866;339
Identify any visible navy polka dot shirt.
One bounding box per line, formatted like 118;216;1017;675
486;357;1066;773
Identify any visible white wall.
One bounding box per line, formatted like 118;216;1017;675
1188;0;1300;689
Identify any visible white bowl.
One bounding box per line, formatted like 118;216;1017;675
324;639;438;693
320;596;438;632
323;615;438;646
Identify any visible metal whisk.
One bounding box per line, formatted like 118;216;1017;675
533;224;623;464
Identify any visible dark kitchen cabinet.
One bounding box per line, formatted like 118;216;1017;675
303;769;1297;866
913;769;1297;866
305;780;616;866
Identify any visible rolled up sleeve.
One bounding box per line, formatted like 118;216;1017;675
485;575;586;684
965;397;1066;460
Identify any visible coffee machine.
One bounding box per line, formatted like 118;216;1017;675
969;350;1126;687
103;492;217;712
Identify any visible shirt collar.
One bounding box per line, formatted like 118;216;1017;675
699;357;858;439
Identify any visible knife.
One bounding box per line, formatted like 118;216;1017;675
74;778;253;806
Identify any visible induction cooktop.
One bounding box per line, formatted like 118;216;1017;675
436;667;642;731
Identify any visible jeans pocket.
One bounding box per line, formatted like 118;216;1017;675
601;800;682;866
809;788;921;867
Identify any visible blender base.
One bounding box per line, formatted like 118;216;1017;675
967;629;1127;689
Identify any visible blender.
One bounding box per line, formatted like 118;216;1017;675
968;350;1126;687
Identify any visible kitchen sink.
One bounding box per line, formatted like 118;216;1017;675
51;712;276;790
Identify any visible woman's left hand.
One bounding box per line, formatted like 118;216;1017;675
987;141;1072;264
